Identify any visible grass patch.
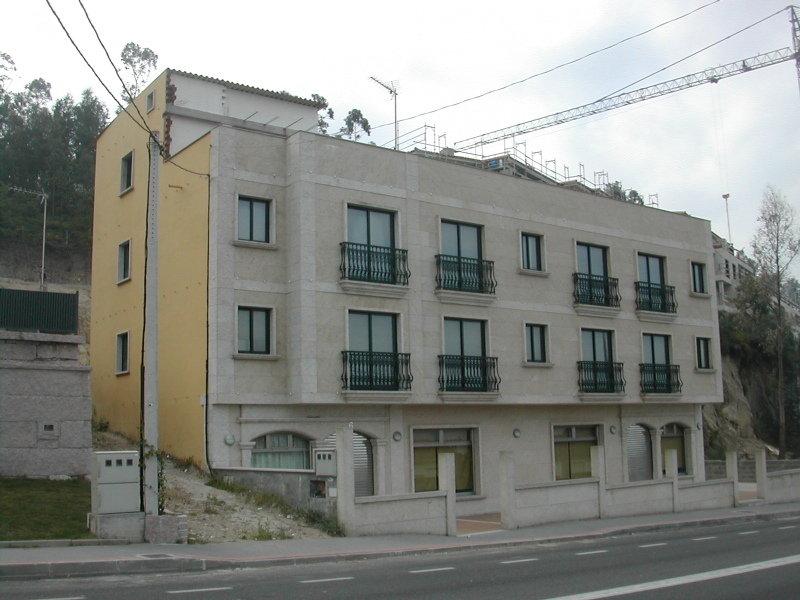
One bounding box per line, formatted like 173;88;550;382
0;478;93;541
207;475;344;537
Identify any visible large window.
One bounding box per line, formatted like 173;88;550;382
643;333;670;365
252;432;310;469
581;329;613;363
691;262;707;294
521;233;542;271
345;311;403;390
442;221;481;260
348;206;394;248
525;324;547;363
413;428;475;494
577;243;607;277
638;253;665;285
343;206;401;284
238;196;270;243
117;240;130;283
120;151;133;193
116;331;129;374
554;425;597;480
349;311;396;353
237;307;271;354
696;337;712;369
661;423;687;475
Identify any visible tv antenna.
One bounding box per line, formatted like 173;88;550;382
370;76;399;150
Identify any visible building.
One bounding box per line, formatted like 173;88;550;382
91;70;723;523
711;232;755;310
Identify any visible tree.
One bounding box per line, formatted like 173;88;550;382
337;108;371;141
119;42;158;101
603;180;644;204
312;93;334;134
751;186;800;456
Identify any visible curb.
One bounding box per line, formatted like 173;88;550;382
0;539;131;549
2;508;799;580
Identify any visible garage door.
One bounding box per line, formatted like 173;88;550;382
627;424;653;482
317;431;374;497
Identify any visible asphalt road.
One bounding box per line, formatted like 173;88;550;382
4;518;800;600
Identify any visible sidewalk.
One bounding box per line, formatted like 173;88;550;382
2;501;799;580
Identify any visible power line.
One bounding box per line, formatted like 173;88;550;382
372;0;721;133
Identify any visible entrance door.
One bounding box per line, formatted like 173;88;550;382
626;424;653;482
317;431;375;497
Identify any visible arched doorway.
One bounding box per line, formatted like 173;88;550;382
317;430;375;497
626;423;653;482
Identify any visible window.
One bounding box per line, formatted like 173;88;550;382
445;318;485;357
237;196;270;243
413;428;475;494
349;311;397;353
521;233;542;271
347;206;394;248
237;307;270;354
696;337;711;369
643;334;670;365
554;425;598;480
525;324;547;363
576;243;607;277
661;423;687;475
117;240;130;282
581;329;613;363
638;253;665;285
146;91;155;112
116;332;129;374
343;206;400;284
252;432;310;469
120;151;133;193
691;262;707;294
442;221;481;260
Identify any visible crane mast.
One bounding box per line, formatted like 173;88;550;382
456;7;800;151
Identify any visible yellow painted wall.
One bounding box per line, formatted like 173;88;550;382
91;70;210;464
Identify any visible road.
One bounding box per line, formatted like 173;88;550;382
4;518;800;599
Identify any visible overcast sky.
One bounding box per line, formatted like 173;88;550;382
5;0;799;270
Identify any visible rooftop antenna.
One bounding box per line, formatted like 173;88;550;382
647;193;660;208
370;76;399;150
9;184;48;290
722;193;732;242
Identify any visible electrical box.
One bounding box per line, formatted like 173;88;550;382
91;451;140;514
315;450;337;476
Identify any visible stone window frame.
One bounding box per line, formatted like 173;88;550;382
233;302;279;360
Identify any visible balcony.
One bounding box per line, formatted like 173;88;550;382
573;273;620;316
577;361;626;394
339;242;410;298
341;351;412;395
635;282;677;315
640;363;682;395
438;355;500;394
434;255;497;305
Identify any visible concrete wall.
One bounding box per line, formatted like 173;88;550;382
346;492;450;536
603;480;674;518
767;469;800;504
515;480;600;526
705;459;800;482
677;480;735;511
0;331;91;476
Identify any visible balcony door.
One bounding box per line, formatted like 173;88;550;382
576;243;610;305
580;329;616;392
441;221;482;292
348;312;398;389
443;318;486;390
638;254;667;311
581;329;613;363
347;206;395;283
642;334;669;365
577;243;607;277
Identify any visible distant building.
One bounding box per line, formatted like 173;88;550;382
711;232;755;311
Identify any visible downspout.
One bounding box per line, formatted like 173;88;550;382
204;141;213;475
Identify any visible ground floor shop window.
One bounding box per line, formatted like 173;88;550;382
661;423;687;475
412;428;475;494
252;432;311;469
554;425;598;480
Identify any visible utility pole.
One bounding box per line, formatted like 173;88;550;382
9;185;48;290
370;76;399;150
722;193;732;243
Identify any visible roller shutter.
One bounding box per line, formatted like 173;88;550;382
318;431;374;497
626;424;653;482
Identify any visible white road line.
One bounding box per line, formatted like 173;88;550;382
409;567;455;574
738;530;758;535
576;550;608;556
639;543;667;548
34;597;85;600
299;577;354;584
500;558;540;564
536;553;800;600
779;525;798;530
166;588;233;595
692;536;717;541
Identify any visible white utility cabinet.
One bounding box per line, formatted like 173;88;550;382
91;450;140;514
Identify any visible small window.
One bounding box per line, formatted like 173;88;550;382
146;91;155;112
521;233;542;271
116;332;129;374
525;324;547;363
120;151;133;193
252;432;310;469
238;307;271;354
117;240;130;282
696;337;711;369
691;262;707;294
554;425;598;480
238;196;270;243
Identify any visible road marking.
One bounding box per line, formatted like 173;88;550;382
691;536;716;541
500;558;539;564
738;530;758;535
167;588;233;595
409;567;455;574
639;543;667;548
779;525;797;530
576;550;608;556
536;553;800;600
34;597;85;600
299;577;354;584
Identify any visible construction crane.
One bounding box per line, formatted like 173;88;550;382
456;6;800;150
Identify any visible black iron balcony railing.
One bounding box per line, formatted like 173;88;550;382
435;255;497;294
577;361;626;393
0;288;79;334
340;242;410;286
438;355;500;392
640;363;682;394
635;282;677;313
573;273;620;308
341;351;412;391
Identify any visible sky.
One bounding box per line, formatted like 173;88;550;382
4;0;800;271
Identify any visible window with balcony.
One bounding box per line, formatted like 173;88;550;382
578;329;624;393
439;318;499;392
341;206;408;285
641;333;681;393
342;311;410;390
238;196;270;243
636;253;676;313
413;428;475;494
554;425;598;480
436;220;496;294
691;262;707;294
574;243;618;307
521;233;543;271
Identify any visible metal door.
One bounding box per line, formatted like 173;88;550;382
626;424;653;482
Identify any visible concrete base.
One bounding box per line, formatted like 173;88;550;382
88;512;145;542
145;513;188;544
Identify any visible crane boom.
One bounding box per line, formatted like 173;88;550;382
456;46;797;150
